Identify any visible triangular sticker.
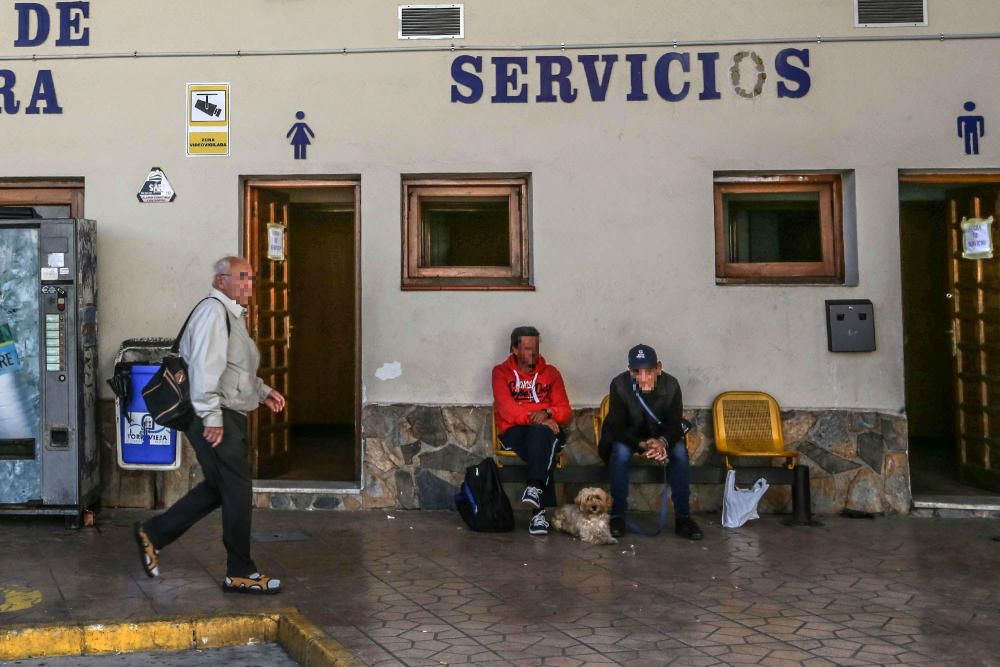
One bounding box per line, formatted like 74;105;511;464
137;167;176;203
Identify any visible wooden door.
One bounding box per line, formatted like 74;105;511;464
245;187;292;478
948;186;1000;491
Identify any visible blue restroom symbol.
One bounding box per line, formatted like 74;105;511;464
957;101;985;155
286;111;315;160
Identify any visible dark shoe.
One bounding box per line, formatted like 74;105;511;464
675;516;703;540
135;522;159;577
223;572;281;595
610;516;626;538
521;485;543;509
528;510;550;535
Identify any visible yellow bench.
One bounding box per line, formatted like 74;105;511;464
592;394;611;443
711;391;797;470
491;404;564;469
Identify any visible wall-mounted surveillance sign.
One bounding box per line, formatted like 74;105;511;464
186;83;230;157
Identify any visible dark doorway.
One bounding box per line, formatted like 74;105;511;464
900;176;1000;499
244;181;359;483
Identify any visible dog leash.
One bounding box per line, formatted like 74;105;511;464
625;460;670;537
624;382;690;537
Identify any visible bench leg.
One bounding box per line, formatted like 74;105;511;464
784;464;822;527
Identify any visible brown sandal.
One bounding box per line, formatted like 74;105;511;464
135;523;159;578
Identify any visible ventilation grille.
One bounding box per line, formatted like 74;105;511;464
856;0;927;26
399;5;463;39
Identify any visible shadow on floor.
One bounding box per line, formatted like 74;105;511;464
909;436;1000;498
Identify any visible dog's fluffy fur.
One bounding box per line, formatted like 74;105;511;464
552;487;617;545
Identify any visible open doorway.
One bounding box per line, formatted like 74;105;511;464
899;174;1000;500
243;179;360;484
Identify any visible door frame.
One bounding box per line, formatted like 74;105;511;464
242;177;362;487
0;179;85;217
900;170;1000;497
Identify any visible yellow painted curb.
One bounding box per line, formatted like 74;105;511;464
0;625;84;661
0;609;358;666
278;610;360;667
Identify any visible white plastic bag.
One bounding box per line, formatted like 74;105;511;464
721;469;769;528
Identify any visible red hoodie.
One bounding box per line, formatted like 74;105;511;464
491;354;573;436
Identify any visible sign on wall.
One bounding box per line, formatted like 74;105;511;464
186;83;230;157
136;167;176;203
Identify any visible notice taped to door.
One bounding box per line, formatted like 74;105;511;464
187;83;230;157
961;216;994;260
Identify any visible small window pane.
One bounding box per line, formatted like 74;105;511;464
724;191;822;263
421;198;510;267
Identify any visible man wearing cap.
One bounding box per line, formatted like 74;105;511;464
492;326;573;535
598;344;703;540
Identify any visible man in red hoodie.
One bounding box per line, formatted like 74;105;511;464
492;326;573;535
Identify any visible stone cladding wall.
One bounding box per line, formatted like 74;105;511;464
97;400;910;514
359;405;910;515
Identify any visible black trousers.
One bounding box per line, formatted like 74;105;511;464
144;409;256;576
499;424;565;508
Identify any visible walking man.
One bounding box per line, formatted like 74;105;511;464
492;326;572;535
136;256;287;594
599;344;702;540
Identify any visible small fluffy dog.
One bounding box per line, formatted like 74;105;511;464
552;487;617;545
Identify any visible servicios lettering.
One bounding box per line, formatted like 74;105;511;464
450;48;810;104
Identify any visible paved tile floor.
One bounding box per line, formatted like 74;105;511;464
0;509;998;666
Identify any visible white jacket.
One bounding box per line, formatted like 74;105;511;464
179;289;272;428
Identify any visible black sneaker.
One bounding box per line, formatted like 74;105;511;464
675;516;703;540
521;485;543;509
610;516;626;538
528;510;550;535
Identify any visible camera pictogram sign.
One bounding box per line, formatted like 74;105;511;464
187;83;230;157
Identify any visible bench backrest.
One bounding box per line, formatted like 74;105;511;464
712;391;795;469
592;394;611;443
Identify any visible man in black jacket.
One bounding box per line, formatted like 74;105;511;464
599;344;702;540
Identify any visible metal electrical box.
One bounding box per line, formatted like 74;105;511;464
0;216;98;525
825;299;875;352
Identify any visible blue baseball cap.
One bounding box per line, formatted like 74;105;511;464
628;344;658;369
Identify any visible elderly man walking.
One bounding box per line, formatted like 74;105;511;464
136;256;287;594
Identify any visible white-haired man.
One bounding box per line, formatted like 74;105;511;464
136;256;287;594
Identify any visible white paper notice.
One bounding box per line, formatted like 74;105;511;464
46;252;65;268
41;267;58;281
961;216;994;259
267;224;285;261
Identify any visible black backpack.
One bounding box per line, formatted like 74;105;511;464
454;457;514;532
141;297;230;431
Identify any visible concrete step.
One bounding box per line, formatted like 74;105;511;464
912;495;1000;518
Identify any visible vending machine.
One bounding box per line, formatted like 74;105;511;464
0;216;98;525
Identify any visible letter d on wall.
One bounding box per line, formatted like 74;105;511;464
14;3;51;47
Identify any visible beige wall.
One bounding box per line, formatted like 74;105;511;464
2;1;1000;411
